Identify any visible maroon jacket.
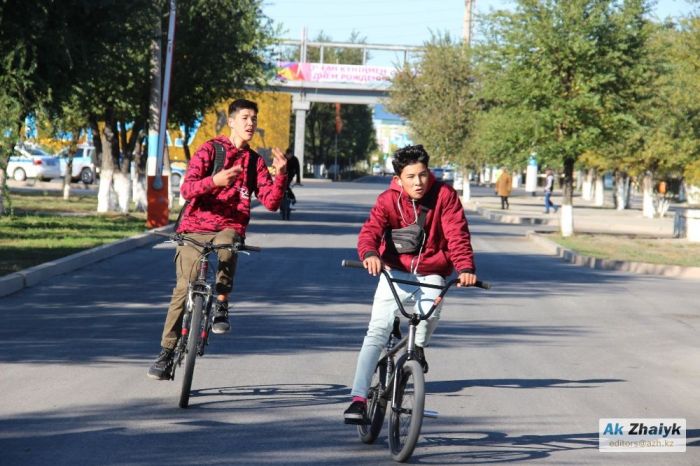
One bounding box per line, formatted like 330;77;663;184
357;174;475;277
177;136;287;236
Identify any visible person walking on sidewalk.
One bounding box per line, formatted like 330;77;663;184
495;167;512;210
343;144;477;423
543;168;558;214
147;98;288;380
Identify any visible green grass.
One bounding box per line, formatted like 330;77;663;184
545;233;700;268
1;191;181;276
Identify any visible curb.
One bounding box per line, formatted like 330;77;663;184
526;231;700;280
0;224;174;298
472;205;699;280
475;205;556;226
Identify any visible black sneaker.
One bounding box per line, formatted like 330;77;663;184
147;347;174;380
344;400;368;425
415;346;429;374
212;300;230;334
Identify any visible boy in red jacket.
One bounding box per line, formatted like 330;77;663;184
344;144;477;423
148;98;288;380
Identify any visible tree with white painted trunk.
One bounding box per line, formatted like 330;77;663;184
387;34;480;195
473;0;653;236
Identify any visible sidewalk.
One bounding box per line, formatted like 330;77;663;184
468;189;700;280
469;190;674;236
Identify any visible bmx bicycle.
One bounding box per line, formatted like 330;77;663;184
155;232;260;408
342;259;490;462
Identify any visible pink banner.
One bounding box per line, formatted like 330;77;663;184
276;62;393;84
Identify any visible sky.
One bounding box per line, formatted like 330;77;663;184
264;0;697;60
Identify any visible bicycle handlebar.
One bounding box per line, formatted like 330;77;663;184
341;259;491;290
153;231;261;252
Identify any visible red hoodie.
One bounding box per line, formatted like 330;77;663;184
177;136;287;236
357;175;475;277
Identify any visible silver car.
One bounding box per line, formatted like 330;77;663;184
7;145;61;181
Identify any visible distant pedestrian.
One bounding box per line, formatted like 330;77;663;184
282;148;302;204
495;167;512;210
544;168;558;214
285;148;301;185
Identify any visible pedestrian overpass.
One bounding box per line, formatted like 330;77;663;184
266;39;420;176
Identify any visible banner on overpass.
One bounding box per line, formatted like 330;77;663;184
276;62;394;84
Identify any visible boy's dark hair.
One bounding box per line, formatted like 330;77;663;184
228;99;258;116
392;144;430;175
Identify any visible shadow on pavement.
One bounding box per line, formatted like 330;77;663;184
427;378;625;393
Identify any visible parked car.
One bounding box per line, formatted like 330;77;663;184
430;166;455;184
372;163;383;176
7;144;61;181
441;167;455;184
57;145;97;184
431;167;444;180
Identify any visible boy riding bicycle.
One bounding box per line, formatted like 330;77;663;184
148;98;288;380
344;144;477;423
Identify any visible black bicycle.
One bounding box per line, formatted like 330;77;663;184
342;260;490;462
156;232;260;408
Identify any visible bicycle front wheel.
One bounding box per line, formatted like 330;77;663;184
358;359;388;443
179;295;204;408
389;360;425;462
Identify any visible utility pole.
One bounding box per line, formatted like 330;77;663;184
463;0;475;45
146;0;176;228
461;0;475;205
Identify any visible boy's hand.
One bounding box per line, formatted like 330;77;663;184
271;147;288;174
457;272;477;287
363;256;383;276
213;165;243;187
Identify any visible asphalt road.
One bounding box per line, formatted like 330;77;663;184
1;180;698;465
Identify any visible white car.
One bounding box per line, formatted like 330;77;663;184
441;167;455;184
57;145;96;184
7;145;61;181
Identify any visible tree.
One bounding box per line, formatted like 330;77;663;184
168;0;276;162
387;33;478;168
0;1;57;215
474;0;653;236
628;15;700;212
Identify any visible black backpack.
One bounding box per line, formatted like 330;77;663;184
173;141;259;229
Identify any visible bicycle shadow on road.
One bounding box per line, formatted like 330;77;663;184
415;426;700;464
426;377;625;394
185;382;350;411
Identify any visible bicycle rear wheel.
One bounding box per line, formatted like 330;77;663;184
179;295;204;408
358;359;388;443
280;195;291;220
389;360;425;462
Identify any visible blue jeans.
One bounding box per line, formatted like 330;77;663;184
350;270;445;398
544;191;557;213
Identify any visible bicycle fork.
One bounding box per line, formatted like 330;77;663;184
389;323;439;419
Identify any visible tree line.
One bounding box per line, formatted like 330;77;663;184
0;0;275;215
388;0;700;233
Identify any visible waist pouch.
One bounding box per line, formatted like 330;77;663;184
388;223;425;254
387;204;428;255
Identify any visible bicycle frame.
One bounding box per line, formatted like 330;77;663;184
377;270;455;413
